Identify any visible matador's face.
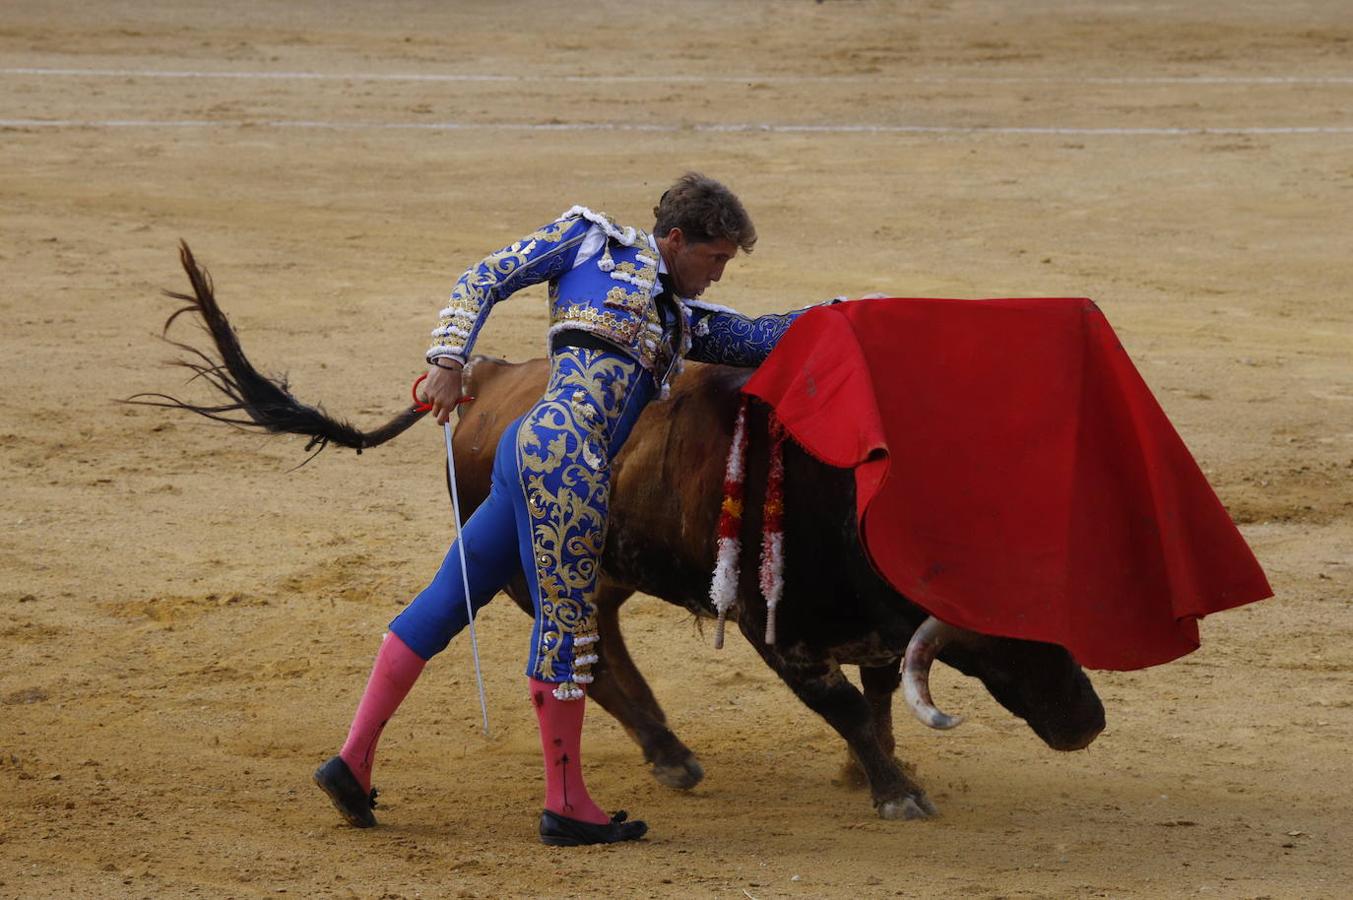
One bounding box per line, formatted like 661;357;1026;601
658;229;738;299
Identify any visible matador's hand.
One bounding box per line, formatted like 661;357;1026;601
423;361;464;425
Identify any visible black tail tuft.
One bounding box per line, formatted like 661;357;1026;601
124;242;425;461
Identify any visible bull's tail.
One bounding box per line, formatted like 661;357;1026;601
125;241;426;459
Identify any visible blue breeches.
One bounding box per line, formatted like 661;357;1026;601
389;346;654;699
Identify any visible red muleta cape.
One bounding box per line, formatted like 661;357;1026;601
742;297;1272;670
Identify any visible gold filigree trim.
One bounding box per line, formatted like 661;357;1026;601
517;349;639;684
430;216;586;354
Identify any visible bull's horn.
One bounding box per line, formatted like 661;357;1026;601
902;616;965;730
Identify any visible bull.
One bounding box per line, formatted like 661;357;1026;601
134;245;1106;820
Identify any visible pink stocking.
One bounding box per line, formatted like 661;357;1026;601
339;632;427;793
530;678;608;824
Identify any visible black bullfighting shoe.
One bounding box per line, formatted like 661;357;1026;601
538;809;648;846
313;755;378;828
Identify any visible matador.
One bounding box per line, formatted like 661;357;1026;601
315;173;814;845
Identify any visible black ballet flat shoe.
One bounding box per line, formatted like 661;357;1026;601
539;809;648;846
313;755;378;828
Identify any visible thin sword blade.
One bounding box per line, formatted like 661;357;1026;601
444;421;491;737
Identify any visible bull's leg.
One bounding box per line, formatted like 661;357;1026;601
748;644;936;820
861;660;901;758
839;661;903;789
503;578;704;789
587;588;704;789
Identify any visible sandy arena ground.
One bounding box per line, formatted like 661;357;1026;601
2;1;1351;897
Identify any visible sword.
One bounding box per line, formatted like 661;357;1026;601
413;373;490;736
443;420;491;737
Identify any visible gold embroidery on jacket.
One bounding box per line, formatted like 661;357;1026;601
602;284;648;314
551;305;644;343
431;218;583;353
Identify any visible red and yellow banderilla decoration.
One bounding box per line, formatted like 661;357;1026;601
709;396;788;649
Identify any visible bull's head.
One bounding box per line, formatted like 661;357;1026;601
904;616;1106;751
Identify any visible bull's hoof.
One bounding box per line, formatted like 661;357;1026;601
650;754;704;790
877;794;937;821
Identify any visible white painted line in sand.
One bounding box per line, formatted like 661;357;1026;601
3;118;1351;135
3;66;1353;86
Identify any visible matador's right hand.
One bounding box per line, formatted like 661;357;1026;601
423;360;464;425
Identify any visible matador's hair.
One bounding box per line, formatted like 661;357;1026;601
652;172;757;253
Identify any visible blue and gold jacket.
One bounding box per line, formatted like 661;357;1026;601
428;206;807;395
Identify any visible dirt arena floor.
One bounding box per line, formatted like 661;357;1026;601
2;1;1351;897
